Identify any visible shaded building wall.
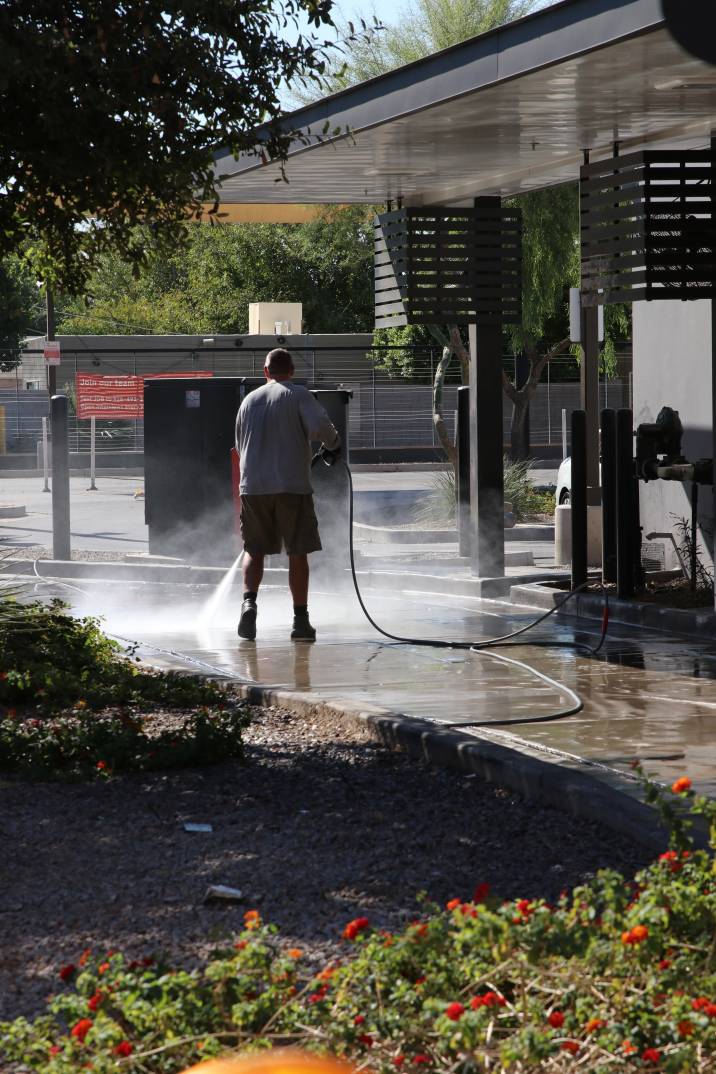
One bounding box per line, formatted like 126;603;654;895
632;299;713;574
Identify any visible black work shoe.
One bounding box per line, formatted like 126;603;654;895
291;613;316;642
237;599;257;641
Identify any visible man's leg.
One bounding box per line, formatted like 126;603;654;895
243;551;265;596
289;554;315;641
288;554;309;605
238;551;264;641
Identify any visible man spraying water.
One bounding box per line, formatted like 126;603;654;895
235;348;341;642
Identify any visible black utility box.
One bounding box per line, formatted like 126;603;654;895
144;377;263;561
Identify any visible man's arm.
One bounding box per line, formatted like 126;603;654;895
298;392;340;450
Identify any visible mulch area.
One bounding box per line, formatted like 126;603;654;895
0;705;651;1023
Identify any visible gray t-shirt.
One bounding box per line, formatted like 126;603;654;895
235;380;340;495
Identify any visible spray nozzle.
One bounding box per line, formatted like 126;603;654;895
311;445;340;468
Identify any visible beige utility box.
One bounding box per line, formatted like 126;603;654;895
248;302;302;336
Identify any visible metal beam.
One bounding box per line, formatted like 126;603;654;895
468;317;504;578
580;303;601;507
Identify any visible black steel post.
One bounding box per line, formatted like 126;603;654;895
514;350;530;457
616;408;635;599
468;320;504;577
456;386;470;556
570;409;588;590
600;408;617;583
50;394;71;560
712;133;716;609
580;303;601;506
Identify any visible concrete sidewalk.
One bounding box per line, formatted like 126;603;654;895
21;566;716;849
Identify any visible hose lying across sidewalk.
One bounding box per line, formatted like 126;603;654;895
313;449;610;728
26;456;609;731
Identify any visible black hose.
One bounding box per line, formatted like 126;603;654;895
322;455;610;728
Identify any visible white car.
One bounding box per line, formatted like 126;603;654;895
556;456;571;504
556;457;602;504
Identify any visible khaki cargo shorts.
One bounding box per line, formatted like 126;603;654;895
240;493;322;556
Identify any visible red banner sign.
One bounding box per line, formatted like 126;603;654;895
75;372;213;419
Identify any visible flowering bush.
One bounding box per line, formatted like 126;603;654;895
0;596;248;778
3;771;716;1072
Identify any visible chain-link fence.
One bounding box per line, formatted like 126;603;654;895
2;344;631;457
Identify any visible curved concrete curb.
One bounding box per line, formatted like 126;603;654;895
217;678;683;853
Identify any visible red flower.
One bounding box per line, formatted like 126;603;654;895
234;940;248;951
342;916;370;941
98;961;111;975
706;1003;716;1018
393;1058;405;1068
473;882;490;903
412;1056;430;1066
671;776;692;794
308;985;329;1004
459;903;477;918
49;1045;62;1055
547;1011;565;1029
560;1041;579;1055
70;1019;93;1043
358;1034;374;1047
678;1020;694;1037
691;996;710;1011
87;990;104;1012
113;1041;133;1057
413;976;426;988
642;1048;661;1064
59;964;76;982
96;760;108;771
658;958;671;970
354;1015;366;1025
445;1002;465;1021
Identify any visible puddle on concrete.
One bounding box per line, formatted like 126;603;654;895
23;574;716;797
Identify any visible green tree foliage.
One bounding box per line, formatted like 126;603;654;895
294;0;535;99
57;208;376;335
0;256;43;371
0;1;343;292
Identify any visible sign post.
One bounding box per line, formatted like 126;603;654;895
41;416;50;492
88;416;97;491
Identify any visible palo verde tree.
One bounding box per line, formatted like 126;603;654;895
324;0;630;464
0;0;358;294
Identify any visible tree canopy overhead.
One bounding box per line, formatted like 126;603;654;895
0;0;343;292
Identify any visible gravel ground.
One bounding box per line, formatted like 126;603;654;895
0;705;652;1023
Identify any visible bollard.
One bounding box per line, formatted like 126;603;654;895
615;408;635;599
50;395;71;560
456;386;470;557
570;409;588;590
600;409;617;584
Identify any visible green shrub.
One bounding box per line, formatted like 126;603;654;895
3;771;716;1072
0;595;248;779
414;460;555;527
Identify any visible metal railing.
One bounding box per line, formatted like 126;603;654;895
3;346;631;456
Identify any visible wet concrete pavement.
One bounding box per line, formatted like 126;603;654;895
55;574;716;804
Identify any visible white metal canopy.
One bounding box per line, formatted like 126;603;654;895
213;0;716;207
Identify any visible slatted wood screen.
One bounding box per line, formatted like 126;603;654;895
581;149;715;306
374;204;522;328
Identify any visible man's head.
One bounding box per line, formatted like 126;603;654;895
264;348;294;381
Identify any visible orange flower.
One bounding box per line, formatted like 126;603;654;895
244;909;261;929
288;948;303;959
622;1041;637;1055
622;925;649;945
446;898;461;911
78;948;92;967
672;776;692;794
234;940;248;950
98;962;110;975
585;1018;606;1033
